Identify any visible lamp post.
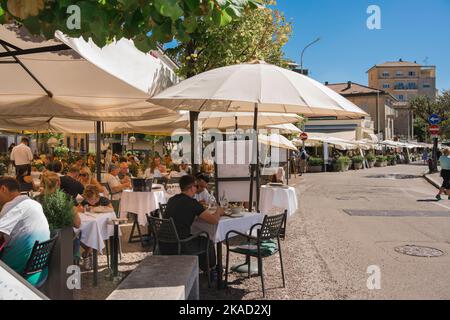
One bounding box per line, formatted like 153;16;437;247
129;136;136;154
300;37;321;75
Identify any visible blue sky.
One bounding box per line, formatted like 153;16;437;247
275;0;450;91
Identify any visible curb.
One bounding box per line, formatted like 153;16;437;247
423;173;440;189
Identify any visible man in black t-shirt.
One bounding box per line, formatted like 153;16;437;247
164;175;224;271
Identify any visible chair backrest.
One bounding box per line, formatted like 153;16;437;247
147;216;180;244
159;203;168;218
258;212;286;241
22;234;59;277
153;177;167;188
167;177;180;184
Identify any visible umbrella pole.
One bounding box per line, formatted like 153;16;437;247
286;149;289;185
190;111;200;175
249;103;260;212
96;121;101;182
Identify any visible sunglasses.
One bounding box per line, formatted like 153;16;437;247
79;173;88;177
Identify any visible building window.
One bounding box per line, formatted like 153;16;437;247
398;95;405;101
408;71;416;77
383;84;390;89
396;71;403;77
406;82;417;89
382;71;389;77
423;83;431;88
66;137;71;149
394;82;405;90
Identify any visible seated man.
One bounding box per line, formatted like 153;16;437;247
163;175;224;272
0;177;50;286
104;164;131;213
118;162;133;181
194;174;215;207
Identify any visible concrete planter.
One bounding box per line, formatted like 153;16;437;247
333;163;350;172
367;161;375;168
307;165;323;173
353;162;363;170
41;227;74;300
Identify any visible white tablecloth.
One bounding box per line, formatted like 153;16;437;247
191;212;264;244
120;189;168;226
79;212;117;254
259;185;298;217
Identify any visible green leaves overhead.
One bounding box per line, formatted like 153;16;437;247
0;0;262;52
167;0;292;78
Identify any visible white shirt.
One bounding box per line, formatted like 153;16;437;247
104;174;122;200
194;189;214;203
10;143;33;166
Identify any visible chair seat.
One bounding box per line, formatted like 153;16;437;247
229;240;278;257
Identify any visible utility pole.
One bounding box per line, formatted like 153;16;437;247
300;37;321;75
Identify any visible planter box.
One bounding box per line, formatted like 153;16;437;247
367;161;375;168
353;162;363;170
41;227;74;300
333;163;350;172
307;165;323;173
374;161;383;167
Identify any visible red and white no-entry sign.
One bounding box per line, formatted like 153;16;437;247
429;125;440;135
300;132;308;141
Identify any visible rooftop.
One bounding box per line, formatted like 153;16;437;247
326;82;382;95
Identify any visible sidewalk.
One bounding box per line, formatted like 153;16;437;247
423;170;442;189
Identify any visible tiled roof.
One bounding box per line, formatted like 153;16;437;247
326;82;382;95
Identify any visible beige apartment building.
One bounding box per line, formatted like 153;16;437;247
326;81;397;140
367;59;437;139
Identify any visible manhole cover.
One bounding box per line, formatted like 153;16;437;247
395;245;445;258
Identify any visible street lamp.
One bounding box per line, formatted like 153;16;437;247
300;37;321;75
129;136;136;153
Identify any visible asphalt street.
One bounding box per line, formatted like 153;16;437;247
297;164;450;299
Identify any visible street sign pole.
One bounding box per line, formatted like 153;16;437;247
432;137;439;173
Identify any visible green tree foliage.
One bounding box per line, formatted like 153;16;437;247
410;91;450;141
0;0;261;52
166;0;292;78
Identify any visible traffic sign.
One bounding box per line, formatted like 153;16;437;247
429;114;442;125
429;125;440;135
300;132;308;141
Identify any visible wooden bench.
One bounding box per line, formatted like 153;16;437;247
106;255;199;300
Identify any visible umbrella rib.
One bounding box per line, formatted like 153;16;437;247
0;43;54;98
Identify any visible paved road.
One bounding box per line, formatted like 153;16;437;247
298;164;450;299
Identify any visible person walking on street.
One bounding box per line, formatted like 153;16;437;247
10;137;33;178
299;148;309;175
436;149;450;201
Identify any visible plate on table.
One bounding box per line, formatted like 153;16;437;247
229;212;244;218
268;183;284;187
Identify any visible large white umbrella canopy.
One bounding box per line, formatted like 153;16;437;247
267;123;302;134
259;133;297;151
0;112;300;134
149;61;368;119
0;24;175;121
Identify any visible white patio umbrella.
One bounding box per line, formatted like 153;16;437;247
259;133;297;151
0;112;301;134
149;60;368;211
0;24;177;180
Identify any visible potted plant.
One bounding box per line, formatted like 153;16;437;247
307;157;323;173
375;155;387;167
352;155;365;170
387;155;397;166
366;153;376;168
40;190;75;300
54;145;70;158
334;156;352;172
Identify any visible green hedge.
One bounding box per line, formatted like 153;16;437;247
376;155;387;162
337;156;351;166
366;153;376;162
308;157;324;166
352;155;365;163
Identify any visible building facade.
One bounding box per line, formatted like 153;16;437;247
367;59;437;140
326;81;397;141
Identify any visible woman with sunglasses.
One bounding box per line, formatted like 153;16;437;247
78;166;109;198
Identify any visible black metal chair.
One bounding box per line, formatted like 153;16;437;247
224;211;287;297
147;215;211;287
22;234;59;288
159;203;168;218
